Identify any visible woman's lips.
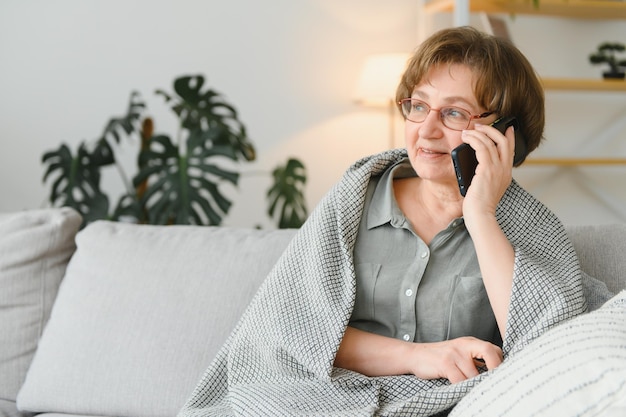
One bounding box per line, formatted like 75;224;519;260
418;147;448;158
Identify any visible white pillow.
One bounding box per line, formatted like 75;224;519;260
450;290;626;417
17;221;295;417
0;208;81;402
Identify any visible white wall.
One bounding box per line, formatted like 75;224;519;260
1;0;625;227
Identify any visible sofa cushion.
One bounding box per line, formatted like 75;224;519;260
449;290;626;417
0;208;81;404
17;222;296;417
566;223;626;295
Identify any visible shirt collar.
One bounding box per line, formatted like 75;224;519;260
367;158;417;229
366;157;466;232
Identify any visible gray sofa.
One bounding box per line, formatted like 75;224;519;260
1;207;624;417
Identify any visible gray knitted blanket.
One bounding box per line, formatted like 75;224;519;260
178;149;586;417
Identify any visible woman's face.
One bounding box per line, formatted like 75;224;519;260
404;64;496;189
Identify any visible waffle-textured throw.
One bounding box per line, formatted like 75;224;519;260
178;149;586;417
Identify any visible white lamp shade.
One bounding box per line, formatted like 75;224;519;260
354;53;411;107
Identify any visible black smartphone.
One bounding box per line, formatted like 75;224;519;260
450;116;527;197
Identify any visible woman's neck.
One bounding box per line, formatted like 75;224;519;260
393;177;464;243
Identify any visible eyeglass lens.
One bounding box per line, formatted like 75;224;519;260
401;99;472;131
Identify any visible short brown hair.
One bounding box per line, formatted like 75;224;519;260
396;26;544;162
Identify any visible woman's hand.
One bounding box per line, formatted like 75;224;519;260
460;123;515;223
408;336;503;383
334;326;503;384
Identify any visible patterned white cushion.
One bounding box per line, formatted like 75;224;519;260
0;208;81;403
450;290;626;417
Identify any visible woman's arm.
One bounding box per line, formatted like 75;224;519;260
335;326;503;383
461;123;517;336
465;214;514;336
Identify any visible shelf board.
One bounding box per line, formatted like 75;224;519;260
541;78;626;92
524;158;626;166
423;0;626;20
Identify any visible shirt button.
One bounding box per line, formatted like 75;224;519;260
403;334;411;341
420;251;428;259
405;289;413;297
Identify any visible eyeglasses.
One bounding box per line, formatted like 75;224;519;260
398;98;494;131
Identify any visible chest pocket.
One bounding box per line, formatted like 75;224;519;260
447;274;499;343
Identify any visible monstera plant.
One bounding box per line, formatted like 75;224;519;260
42;75;307;229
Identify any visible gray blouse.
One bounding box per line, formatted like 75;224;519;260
350;158;500;346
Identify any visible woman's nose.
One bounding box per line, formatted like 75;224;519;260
418;109;444;138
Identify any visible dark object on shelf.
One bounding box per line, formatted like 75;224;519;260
589;42;626;80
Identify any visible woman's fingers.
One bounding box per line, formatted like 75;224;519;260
462;124;512;164
411;337;503;384
478;346;504;370
473;123;515;164
453;357;481;383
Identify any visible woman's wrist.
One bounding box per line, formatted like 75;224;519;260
463;209;498;236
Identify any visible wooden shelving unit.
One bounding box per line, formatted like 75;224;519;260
525;158;626;166
423;0;626;20
421;0;626;93
541;78;626;92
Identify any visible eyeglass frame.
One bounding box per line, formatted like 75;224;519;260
398;98;495;131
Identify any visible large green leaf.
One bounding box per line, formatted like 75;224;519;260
42;143;109;225
267;158;308;229
131;130;240;225
41;92;146;226
111;192;143;223
99;91;145;145
156;75;256;161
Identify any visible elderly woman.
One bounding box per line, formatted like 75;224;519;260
334;24;545;384
178;27;586;417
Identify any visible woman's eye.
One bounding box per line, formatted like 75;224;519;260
445;108;467;120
